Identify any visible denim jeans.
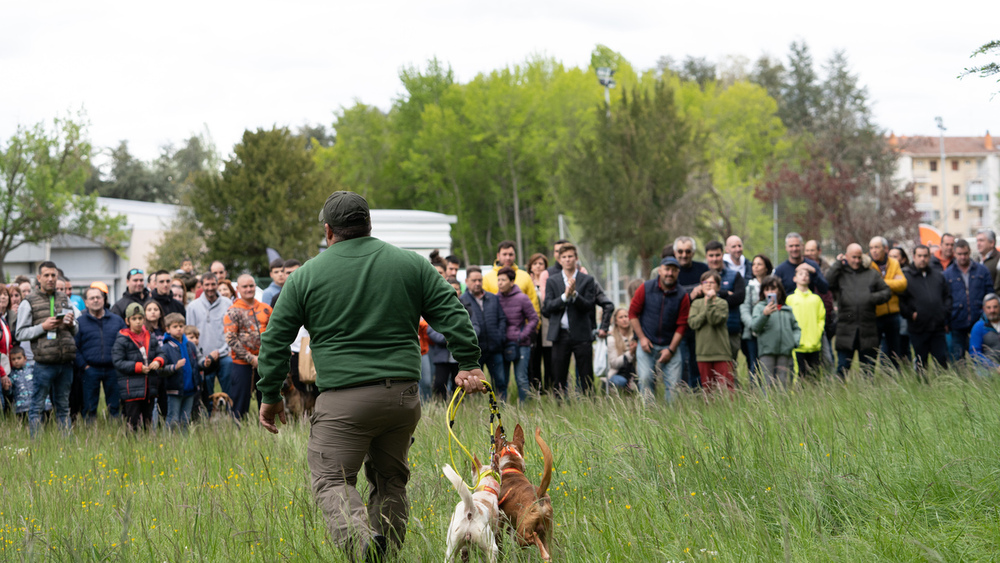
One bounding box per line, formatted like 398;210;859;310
82;366;119;419
877;313;903;368
608;374;630;388
502;346;532;403
636;344;683;403
836;332;877;378
30;362;73;436
419;353;433;402
166;394;196;430
480;352;505;400
948;329;970;365
202;354;234;415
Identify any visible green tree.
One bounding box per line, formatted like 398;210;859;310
695;80;788;252
86;140;175;203
779;41;822;134
564;80;695;264
0;116;128;280
188;127;329;275
960;39;1000;95
146;208;205;272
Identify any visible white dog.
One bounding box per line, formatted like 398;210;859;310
443;460;500;563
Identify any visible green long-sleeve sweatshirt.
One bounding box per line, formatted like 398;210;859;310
257;236;480;405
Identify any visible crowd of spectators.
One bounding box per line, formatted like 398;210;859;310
5;228;1000;434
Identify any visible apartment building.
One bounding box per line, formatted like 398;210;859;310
891;132;1000;238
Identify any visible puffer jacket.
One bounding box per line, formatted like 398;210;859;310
112;327;166;401
750;301;801;356
944;261;993;332
969;313;1000;368
827;259;892;352
161;333;201;397
740;277;762;339
497;285;538;347
870;256;907;316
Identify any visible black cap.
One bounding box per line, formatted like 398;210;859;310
319;191;370;228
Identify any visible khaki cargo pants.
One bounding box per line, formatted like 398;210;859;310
307;379;421;560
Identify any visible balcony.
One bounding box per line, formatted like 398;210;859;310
967;179;989;207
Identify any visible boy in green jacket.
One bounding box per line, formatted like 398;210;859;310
688;271;734;391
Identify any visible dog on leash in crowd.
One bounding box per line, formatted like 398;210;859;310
208;392;233;420
443;458;501;563
494;424;554;561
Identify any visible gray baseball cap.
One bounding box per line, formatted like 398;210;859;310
318;191;370;228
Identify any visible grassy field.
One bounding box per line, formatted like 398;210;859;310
1;366;999;562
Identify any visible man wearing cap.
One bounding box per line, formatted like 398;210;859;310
628;256;691;403
75;286;126;419
110;268;150;320
256;191;484;563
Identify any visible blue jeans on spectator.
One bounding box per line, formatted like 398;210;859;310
836;332;877;378
481;351;506;400
742;338;759;382
82;366;119;419
877;313;903;368
502;346;532;403
419;353;433;402
202;354;233;415
166;394;196;430
636;344;683;403
948;329;970;365
30;362;73;436
608;374;630;388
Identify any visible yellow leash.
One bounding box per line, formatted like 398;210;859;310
445;379;505;489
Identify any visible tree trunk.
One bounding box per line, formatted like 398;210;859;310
507;147;524;262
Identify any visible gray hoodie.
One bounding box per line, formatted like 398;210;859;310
186;293;233;358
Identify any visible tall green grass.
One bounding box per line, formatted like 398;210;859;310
1;366;999;561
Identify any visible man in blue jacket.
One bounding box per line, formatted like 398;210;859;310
458;266;507;387
75;287;126;419
945;239;993;363
969;293;1000;374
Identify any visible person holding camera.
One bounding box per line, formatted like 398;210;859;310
15;261;79;436
751;275;801;387
606;308;637;391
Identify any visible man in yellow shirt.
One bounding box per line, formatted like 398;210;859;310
869;236;907;367
482;240;540;314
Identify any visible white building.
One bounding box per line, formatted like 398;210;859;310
3;199;456;297
891;132;1000;238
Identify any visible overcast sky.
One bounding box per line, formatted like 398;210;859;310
2;0;997;163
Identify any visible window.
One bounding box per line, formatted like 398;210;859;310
980;209;984;218
952;160;959;171
954;209;960;220
930;160;938;172
931;185;938;196
953;184;960;195
965;160;972;165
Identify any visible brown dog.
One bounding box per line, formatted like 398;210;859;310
494;424;554;560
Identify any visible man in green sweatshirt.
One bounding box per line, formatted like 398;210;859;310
257;191;484;563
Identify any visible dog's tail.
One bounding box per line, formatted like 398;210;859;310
534;428;553;497
442;464;475;516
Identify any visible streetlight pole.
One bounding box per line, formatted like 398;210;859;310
936;116;948;233
596;67;615;118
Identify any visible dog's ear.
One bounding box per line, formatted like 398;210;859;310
513;424;525;449
474;455;482;469
494;425;504;448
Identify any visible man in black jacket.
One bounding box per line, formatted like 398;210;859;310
900;245;952;377
110;268;150;320
827;243;892;378
459;266;507;384
543;244;597;397
149;270;186;318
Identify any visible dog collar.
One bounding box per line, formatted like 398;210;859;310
501;467;523;476
499;444;521;460
483;484;499;497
